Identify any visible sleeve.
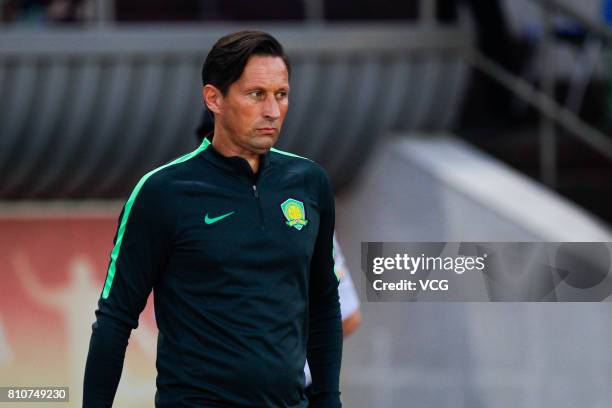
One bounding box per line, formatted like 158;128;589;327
307;168;343;408
83;176;173;407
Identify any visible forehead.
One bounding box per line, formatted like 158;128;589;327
235;55;289;89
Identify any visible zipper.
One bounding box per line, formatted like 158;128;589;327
252;184;265;230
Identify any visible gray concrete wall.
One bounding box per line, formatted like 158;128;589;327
336;135;612;408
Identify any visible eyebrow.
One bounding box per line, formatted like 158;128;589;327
243;81;290;90
244;85;290;91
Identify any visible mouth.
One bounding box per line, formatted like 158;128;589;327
257;127;277;134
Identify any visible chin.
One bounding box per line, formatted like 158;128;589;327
252;135;277;152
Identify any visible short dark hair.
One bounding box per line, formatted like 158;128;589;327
201;30;291;95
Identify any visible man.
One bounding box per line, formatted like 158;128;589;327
83;31;342;407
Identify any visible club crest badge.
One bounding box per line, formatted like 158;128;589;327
281;198;308;231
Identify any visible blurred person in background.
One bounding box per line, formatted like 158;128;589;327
12;252;99;406
83;30;342;407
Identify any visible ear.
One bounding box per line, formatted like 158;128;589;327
203;84;223;115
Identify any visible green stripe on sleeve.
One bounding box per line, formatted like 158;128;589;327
101;138;210;299
332;244;341;282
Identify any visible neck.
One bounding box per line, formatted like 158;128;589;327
211;126;260;174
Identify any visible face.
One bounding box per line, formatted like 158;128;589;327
204;55;290;155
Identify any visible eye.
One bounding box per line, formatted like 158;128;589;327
275;91;288;100
249;90;264;98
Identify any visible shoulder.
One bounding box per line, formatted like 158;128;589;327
269;147;330;185
269;147;334;208
137;139;210;195
128;147;204;209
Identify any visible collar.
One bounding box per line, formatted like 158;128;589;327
200;136;271;179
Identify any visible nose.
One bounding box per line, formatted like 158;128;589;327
262;94;281;121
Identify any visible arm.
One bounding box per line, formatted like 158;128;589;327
307;169;342;408
83;177;172;407
342;310;361;338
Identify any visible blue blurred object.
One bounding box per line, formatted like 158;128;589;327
603;0;612;25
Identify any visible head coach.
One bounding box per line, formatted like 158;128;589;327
83;31;342;407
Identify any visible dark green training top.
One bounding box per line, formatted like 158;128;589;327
83;137;342;407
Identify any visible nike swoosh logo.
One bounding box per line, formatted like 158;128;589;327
204;211;235;225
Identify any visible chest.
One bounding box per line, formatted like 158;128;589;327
171;172;321;276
